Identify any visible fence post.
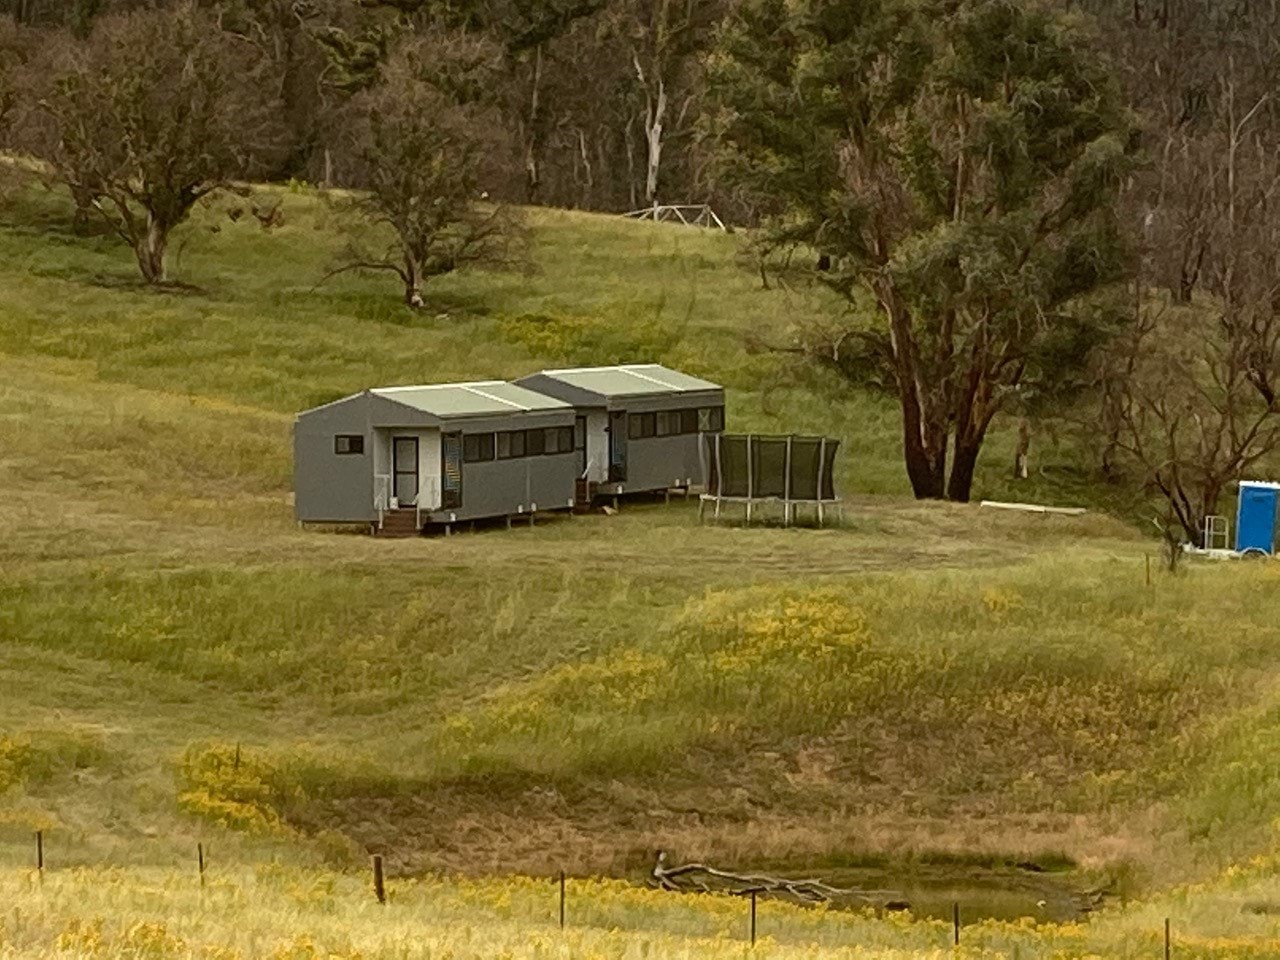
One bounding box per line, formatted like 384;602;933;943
372;855;386;904
36;830;43;875
953;902;960;946
750;890;757;946
1165;918;1171;960
198;843;205;886
559;870;566;929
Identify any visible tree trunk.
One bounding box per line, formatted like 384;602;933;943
1013;418;1030;480
522;44;544;205
644;73;666;205
899;391;947;499
71;191;94;235
947;435;982;502
624;116;639;209
633;46;668;207
1192;480;1226;548
403;252;423;308
884;295;946;498
135;216;169;284
577;129;594;209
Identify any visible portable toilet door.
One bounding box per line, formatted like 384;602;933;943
1235;481;1280;555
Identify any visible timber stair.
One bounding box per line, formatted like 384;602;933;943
573;478;595;514
377;508;422;538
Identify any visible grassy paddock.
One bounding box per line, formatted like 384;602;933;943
3;180;1280;955
5;864;1280;959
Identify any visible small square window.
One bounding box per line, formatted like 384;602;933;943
559;426;574;452
574;419;586;450
526;428;546;456
680;409;699;434
335;434;364;455
656;411;675;437
544;427;562;454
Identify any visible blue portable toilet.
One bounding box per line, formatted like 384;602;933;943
1235;481;1280;555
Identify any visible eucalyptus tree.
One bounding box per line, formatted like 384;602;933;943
38;3;283;283
710;0;1135;501
328;33;519;307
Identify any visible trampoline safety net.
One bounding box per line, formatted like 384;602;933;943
703;434;840;502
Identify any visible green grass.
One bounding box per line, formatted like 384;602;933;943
4;181;1280;956
7;864;1280;959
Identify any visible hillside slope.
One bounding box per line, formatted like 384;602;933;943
3;184;1280;929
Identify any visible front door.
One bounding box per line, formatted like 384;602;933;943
575;416;588;476
608;410;627;482
393;436;419;505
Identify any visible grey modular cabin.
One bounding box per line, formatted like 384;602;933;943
294;381;582;533
515;364;724;497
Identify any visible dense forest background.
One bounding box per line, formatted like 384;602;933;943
6;0;1274;217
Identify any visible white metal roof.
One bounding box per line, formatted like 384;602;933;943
532;363;721;397
370;381;571;419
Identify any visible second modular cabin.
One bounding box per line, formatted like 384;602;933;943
294;381;583;532
515;364;725;497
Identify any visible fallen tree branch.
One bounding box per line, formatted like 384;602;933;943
650;851;909;909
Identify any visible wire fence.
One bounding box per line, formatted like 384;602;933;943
23;830;1185;958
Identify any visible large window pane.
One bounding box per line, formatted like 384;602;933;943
463;434;495;462
526;428;546;456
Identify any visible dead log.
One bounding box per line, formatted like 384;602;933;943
649;851;908;909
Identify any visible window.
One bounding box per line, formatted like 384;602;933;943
628;412;656;439
334;434;364;455
463;433;495;463
526;427;546;456
680;409;699;434
574;418;586;450
697;407;724;432
497;430;526;459
543;425;574;454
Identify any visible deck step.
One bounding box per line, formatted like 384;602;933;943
376;509;421;537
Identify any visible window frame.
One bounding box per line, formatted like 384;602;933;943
334;434;364;455
525;427;546;456
543;426;563;455
463;432;496;463
628;412;656;440
497;430;526;459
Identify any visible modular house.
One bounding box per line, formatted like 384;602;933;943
294;381;582;532
515;364;724;497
